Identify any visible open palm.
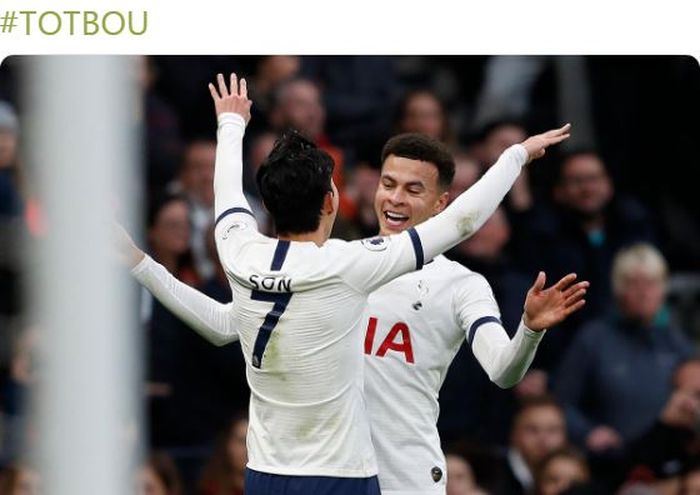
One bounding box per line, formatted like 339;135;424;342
523;272;588;331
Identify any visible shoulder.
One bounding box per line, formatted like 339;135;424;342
432;257;492;292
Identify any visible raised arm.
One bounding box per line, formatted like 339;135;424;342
467;271;588;388
339;125;571;293
415;124;571;261
208;73;254;225
115;224;238;346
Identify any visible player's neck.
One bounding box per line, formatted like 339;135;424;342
278;229;326;247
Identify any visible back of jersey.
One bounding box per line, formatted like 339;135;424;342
217;216;377;478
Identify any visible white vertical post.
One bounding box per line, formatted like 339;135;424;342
25;55;141;495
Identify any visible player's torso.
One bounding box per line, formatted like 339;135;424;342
364;256;471;493
219;233;376;477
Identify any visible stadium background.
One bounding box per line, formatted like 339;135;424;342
0;55;699;494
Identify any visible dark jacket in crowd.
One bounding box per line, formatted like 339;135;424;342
514;195;656;370
555;316;691;446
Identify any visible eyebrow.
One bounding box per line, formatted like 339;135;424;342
381;174;426;189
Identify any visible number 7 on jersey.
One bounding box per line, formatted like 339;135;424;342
250;290;292;368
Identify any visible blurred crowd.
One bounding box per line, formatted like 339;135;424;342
0;55;699;494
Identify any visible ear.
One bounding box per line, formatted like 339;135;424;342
434;191;449;215
322;190;335;215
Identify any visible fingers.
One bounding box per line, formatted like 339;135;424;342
562;280;590;299
531;271;546;292
217;73;229;97
208;82;220;101
240;77;248;99
553;273;578;291
230;72;239;96
546;133;571;145
563;298;586;316
544;123;571;137
564;288;587;308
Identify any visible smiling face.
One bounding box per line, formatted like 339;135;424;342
374;155;448;236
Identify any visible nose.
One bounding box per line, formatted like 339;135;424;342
388;187;406;205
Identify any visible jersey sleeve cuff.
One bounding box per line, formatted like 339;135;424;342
217;112;247;130
509;144;529;168
130;253;154;279
519;318;546;340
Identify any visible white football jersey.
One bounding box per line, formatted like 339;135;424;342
364;255;501;495
215;210;426;477
140;111;532;481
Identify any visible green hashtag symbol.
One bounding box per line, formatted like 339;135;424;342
1;11;17;33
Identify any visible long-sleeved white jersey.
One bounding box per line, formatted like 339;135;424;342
134;110;530;478
364;256;543;495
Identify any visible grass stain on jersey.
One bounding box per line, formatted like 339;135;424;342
457;212;479;237
262;332;285;380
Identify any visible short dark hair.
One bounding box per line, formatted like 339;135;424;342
147;191;189;228
475;118;527;143
515;394;564;422
256;130;335;235
381;133;455;190
557;148;607;183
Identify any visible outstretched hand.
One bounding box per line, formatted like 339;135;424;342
208;72;252;124
113;223;145;269
523;272;588;331
521;123;571;163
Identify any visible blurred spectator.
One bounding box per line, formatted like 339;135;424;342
492;395;567;495
446;452;488;495
534;447;590;495
0;327;37;466
446;207;529;331
269;77;354;219
143;193;198;447
137;452;184;495
622;360;700;487
146;193;198;286
157;228;248;455
473;119;533;213
0;101;21;218
198;413;248;495
250;56;301;119
682;462;700;495
136;56;183;193
344;163;380;238
555;244;691;455
0;100;23;384
247;131;277;177
448;153;480;202
395;89;455;146
246;56;300;140
301;56;397;157
168;139;217;280
0;463;40;495
168;139;270;278
519;150;656;371
441;207;533;447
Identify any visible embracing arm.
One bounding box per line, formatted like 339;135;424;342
131;255;239;346
115;224;238;346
